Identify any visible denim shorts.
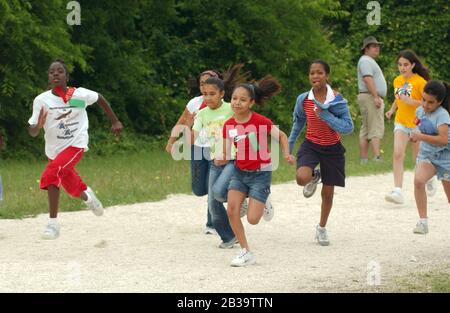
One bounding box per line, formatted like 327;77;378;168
417;149;450;181
228;166;272;204
394;123;418;135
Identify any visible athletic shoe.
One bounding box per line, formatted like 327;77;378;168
413;220;429;234
204;226;217;235
315;224;330;246
42;222;60;240
385;189;404;204
218;237;238;249
426;177;437;197
263;196;274;221
303;169;321;198
85;187;103;216
230;249;256;267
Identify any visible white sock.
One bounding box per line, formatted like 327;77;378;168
420;218;428;224
48;217;58;225
394;187;402;193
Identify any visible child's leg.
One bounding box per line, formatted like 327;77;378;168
319;185;334;227
227;190;248;249
392;129;409;188
47;185;60;218
414;161;436;218
296;166;314;186
246;198;265;225
411;140;420;162
442;180;450;203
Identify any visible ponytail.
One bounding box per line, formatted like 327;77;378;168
238;76;281;106
204;64;250;102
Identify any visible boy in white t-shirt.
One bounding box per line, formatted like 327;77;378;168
28;59;123;240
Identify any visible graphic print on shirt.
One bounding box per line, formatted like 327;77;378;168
50;107;81;140
395;82;412;97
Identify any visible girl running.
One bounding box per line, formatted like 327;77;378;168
288;60;354;246
410;80;450;234
223;76;295;267
385;50;435;204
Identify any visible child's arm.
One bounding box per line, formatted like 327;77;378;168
385;100;397;119
288;99;306;154
318;102;354;135
96;94;123;136
410;124;449;146
166;108;195;153
271;126;295;165
398;94;422;107
28;107;47;138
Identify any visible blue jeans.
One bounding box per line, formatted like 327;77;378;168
190;145;213;227
212;161;236;203
208;162;235;242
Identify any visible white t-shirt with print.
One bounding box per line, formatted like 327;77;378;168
28;87;99;159
185;95;209;147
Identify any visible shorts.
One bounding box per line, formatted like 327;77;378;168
394;123;418;135
417;149;450;181
358;93;385;140
296;139;346;187
228;166;272;204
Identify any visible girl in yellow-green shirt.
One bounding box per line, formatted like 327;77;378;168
385;50;433;205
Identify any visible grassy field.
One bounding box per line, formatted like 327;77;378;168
391;266;450;292
0;122;414;219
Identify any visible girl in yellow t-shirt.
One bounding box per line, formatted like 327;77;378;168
385;50;433;204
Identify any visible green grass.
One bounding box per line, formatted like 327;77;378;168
391;266;450;292
0;122;414;219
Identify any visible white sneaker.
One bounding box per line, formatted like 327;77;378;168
263;196;274;221
42;223;60;240
240;198;248;218
303;169;321;198
230;248;256;267
315;224;330;246
426;177;437;197
413;220;429;234
204;226;217;235
385;189;404;204
85;187;103;216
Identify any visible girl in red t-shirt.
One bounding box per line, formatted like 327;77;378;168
220;76;295;267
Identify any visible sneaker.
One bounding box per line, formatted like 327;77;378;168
303;169;321;198
42;223;60;240
385;189;404;204
240;198;248;218
85;187;103;216
373;156;383;162
263;196;274;221
413;220;429;234
315;224;330;246
218;237;238;249
360;158;369;165
230;248;256;267
204;226;217;235
426;177;437;197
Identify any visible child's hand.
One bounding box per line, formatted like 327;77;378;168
111;120;123;136
165;142;174;154
284;154;296;165
385;110;394;119
409;131;421;143
37;107;48;129
313;106;322;117
214;159;229;167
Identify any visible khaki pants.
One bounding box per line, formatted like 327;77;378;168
358;93;385;140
